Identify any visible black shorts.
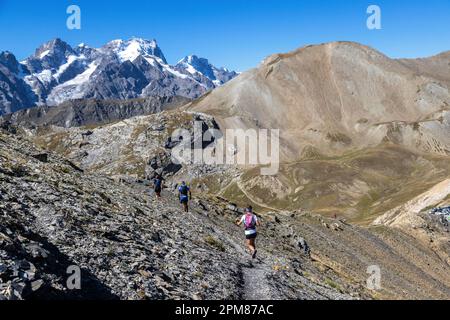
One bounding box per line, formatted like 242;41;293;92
245;233;257;240
155;187;161;193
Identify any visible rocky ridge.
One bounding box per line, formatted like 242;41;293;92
2;41;450;300
0;95;190;129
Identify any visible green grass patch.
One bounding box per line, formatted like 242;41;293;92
324;278;342;292
204;236;226;252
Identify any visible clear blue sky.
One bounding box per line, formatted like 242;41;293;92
1;0;449;71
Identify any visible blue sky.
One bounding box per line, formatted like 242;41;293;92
0;0;449;71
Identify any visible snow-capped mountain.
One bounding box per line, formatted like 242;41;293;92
175;55;238;87
101;38;167;64
0;38;238;115
0;51;37;114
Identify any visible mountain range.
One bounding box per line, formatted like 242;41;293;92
0;38;238;115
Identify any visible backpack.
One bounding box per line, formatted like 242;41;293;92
154;179;162;188
179;185;189;195
244;214;256;230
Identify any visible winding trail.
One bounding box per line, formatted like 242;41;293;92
132;182;353;300
189;204;281;300
233;179;280;212
135;182;281;300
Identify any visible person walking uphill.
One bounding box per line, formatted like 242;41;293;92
153;174;164;198
178;181;192;212
236;206;261;259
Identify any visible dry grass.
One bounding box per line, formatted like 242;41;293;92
202;145;450;224
204;236;226;252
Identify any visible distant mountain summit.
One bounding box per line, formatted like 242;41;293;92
0;52;37;114
175;55;237;87
101;38;168;64
0;38;238;115
191;41;450;159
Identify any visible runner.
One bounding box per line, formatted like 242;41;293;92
236;206;261;259
153;174;164;198
178;181;191;212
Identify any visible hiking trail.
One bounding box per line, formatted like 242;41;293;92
187;203;282;300
137;183;283;300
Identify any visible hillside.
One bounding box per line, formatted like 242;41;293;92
0;95;190;129
190;41;450;159
2;127;450;300
183;42;450;220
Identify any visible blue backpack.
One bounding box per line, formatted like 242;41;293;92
179;185;189;195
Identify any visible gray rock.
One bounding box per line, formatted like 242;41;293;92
0;123;358;301
1;96;190;128
31;279;44;292
32;153;48;163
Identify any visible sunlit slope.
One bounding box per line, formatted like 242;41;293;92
190;42;450;160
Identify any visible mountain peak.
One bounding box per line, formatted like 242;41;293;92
0;51;20;74
177;55;215;79
0;51;17;61
176;54;238;86
179;54;206;64
34;38;74;59
103;37;167;64
0;37;238;114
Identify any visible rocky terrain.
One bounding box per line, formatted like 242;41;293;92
0;95;190;128
0;127;356;300
23;109;224;179
0;38;238;115
0;52;37;114
19;104;449;224
1;41;450;300
2;127;450;300
187;41;450;220
373;179;450;266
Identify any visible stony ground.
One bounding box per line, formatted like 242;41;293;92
0;129;350;300
1;128;450;300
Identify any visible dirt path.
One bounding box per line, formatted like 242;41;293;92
234;179;281;212
133;183;281;300
189;205;281;300
241;261;279;300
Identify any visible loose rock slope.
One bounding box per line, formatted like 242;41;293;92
0;128;353;300
2;113;450;300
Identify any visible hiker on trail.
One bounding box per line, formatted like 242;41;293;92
153;174;164;198
236;206;261;259
178;181;191;212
